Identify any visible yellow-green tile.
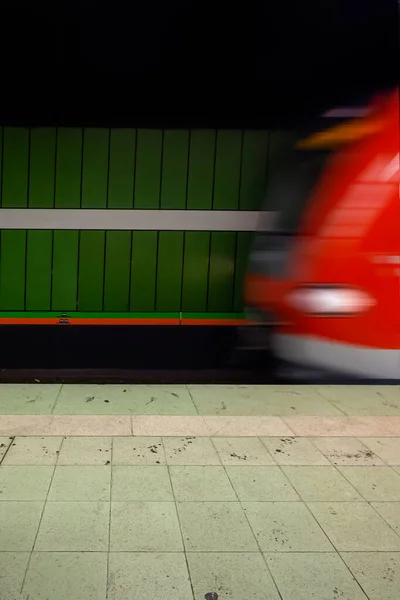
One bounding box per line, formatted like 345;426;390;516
112;466;173;501
187;552;281;600
169;466;236;501
0;466;54;500
212;437;275;465
2;437;63;465
282;466;362;501
48;466;111;501
110;502;183;551
35;502;109;551
108;553;192;600
242;501;333;552
177;502;258;551
226;466;299;501
266;552;368;600
308;502;400;551
0;502;44;550
341;552;400;600
24;552;107;600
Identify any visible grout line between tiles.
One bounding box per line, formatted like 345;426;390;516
164;437;196;600
19;437;62;595
219;452;284;599
50;384;64;415
106;437;113;598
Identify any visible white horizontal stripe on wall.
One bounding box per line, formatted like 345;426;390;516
0;209;277;231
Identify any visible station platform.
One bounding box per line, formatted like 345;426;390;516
1;384;400;599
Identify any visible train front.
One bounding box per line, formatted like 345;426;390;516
244;90;400;380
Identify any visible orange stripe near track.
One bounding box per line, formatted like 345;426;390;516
0;318;180;326
0;318;252;326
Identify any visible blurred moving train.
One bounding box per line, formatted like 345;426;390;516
245;88;400;380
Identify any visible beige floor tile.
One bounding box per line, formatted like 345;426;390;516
261;437;330;465
266;552;368;600
0;466;54;500
2;436;63;465
204;416;292;437
371;502;400;535
177;501;258;551
339;466;400;501
131;416;209;436
242;501;333;552
312;437;385;465
282;466;362;501
315;385;400;416
57;437;112;465
110;502;183;551
108;553;192;600
284;416;400;437
212;437;275;465
48;466;111;501
112;466;174;501
359;437;400;465
308;502;400;551
187;552;281;600
34;502;109;551
169;466;236;501
341;552;400;600
163;437;220;465
112;437;165;465
226;466;299;501
0;416;131;437
24;552;107;600
0;502;44;551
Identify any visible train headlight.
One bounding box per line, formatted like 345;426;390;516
287;285;375;316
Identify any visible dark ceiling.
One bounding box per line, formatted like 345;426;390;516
1;0;398;126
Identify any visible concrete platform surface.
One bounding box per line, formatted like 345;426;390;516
1;384;400;599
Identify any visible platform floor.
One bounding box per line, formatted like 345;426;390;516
1;385;400;599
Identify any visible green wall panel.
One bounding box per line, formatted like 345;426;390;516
213;130;242;210
0;128;2;205
186;130;216;209
161;131;189;209
134;130;162;209
28;128;56;208
81;128;109;209
207;232;236;312
55;128;83;208
1;128;29;208
103;231;131;311
233;232;252;311
78;130;109;310
108;129;136;209
239;130;269;210
181;232;210;311
78;231;105;311
0;126;280;316
0;231;26;309
130;231;157;311
51;231;79;311
26;230;53;310
156;232;184;311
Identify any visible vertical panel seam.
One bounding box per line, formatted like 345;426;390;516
23;129;31;310
76;128;85;309
154;130;164;311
